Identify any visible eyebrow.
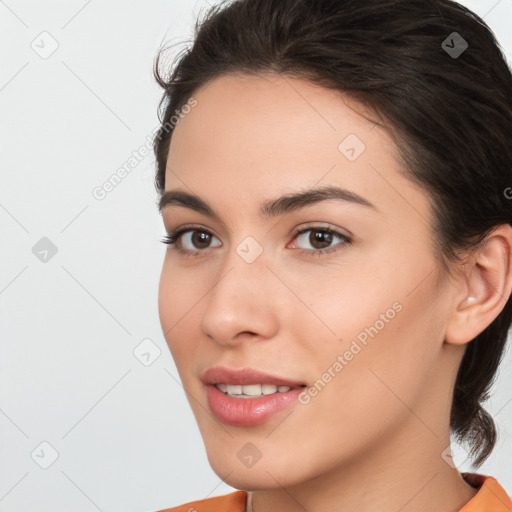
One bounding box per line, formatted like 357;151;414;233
158;185;377;219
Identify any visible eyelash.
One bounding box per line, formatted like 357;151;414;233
160;224;352;258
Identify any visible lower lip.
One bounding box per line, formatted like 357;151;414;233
206;384;304;426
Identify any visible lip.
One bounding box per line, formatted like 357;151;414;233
206;384;305;426
202;366;307;427
201;366;306;387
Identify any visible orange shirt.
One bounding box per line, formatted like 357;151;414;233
157;473;511;512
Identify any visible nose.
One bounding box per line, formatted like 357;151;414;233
200;249;281;348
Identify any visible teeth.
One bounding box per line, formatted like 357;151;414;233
228;384;243;395
241;384;262;396
262;384;277;395
215;383;295;397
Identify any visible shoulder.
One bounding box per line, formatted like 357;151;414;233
461;473;512;511
156;490;248;512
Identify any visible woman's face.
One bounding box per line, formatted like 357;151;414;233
158;72;463;489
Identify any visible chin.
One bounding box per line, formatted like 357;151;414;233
214;467;297;491
206;447;310;491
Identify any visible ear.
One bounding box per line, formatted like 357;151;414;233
445;224;512;346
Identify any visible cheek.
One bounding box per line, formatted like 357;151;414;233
277;247;443;423
279;230;440;353
158;259;202;366
247;302;442;483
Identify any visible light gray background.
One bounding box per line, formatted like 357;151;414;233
0;1;511;511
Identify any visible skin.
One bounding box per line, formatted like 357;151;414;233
158;72;512;512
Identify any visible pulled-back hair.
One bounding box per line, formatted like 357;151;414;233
152;0;512;467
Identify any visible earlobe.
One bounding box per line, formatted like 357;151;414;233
445;224;512;346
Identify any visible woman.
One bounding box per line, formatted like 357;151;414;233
152;0;512;511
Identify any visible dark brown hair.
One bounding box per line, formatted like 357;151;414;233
152;0;512;467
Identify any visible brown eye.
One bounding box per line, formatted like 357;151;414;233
190;231;212;249
292;227;352;255
308;229;333;250
161;228;222;256
179;230;221;251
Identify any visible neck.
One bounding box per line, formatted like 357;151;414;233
247;417;478;512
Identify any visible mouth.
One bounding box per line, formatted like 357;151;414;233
214;382;306;398
202;366;308;426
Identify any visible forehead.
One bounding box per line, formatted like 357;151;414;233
169;72;378;163
165;72;430;226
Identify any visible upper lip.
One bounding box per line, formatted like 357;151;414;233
201;366;306;387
